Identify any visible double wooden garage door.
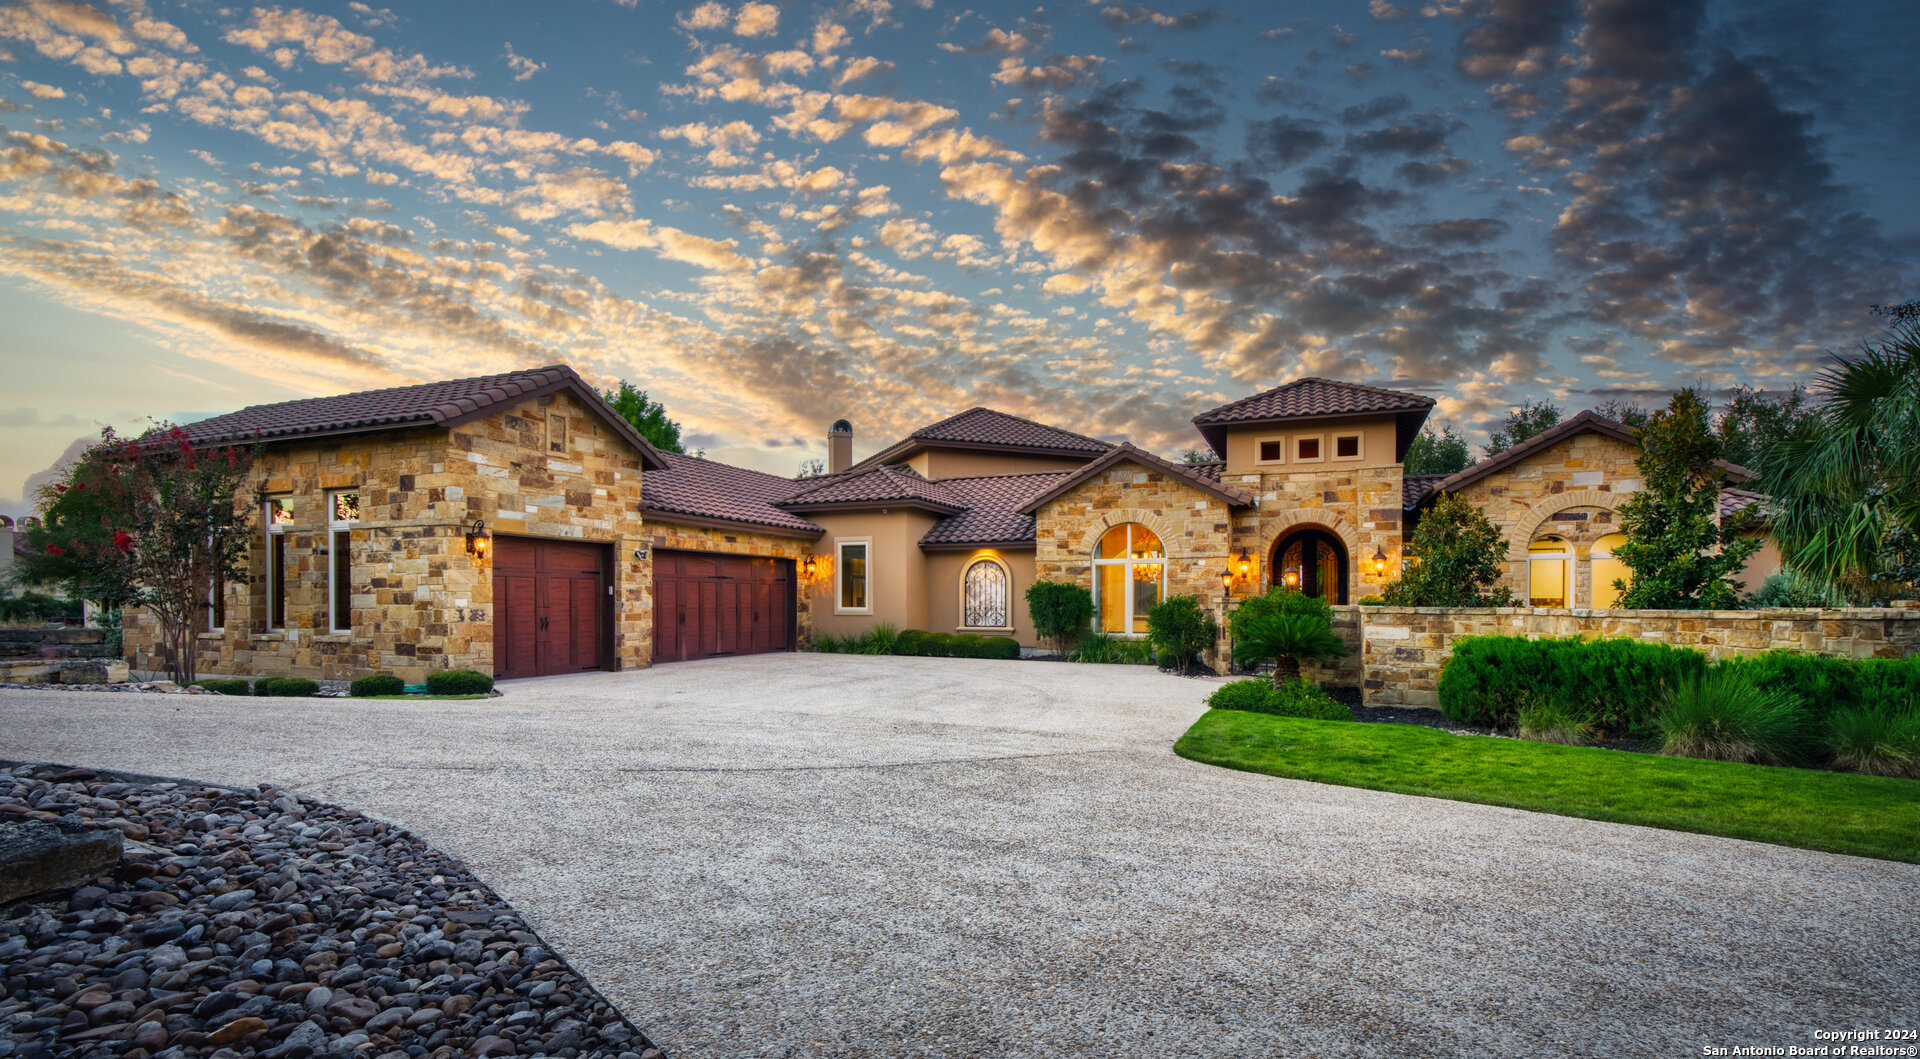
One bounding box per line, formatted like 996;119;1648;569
652;550;795;663
493;537;608;679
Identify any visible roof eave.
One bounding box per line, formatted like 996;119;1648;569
774;498;966;516
918;538;1038;551
641;506;825;539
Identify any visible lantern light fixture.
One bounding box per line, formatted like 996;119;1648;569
1372;547;1388;575
464;519;491;560
1284;569;1299;587
1236;548;1250;577
803;555;817;578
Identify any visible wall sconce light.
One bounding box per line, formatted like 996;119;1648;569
1235;549;1250;578
803;555;817;578
1372;547;1388;575
1220;568;1233;601
1283;570;1299;588
464;519;491;560
633;546;650;561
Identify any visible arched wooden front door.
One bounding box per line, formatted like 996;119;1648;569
1272;528;1348;604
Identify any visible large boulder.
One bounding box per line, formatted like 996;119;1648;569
0;817;123;904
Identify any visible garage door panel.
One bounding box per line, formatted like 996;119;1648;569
493;537;609;678
651;550;795;664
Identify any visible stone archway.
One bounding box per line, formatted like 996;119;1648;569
1257;508;1365;596
1504;489;1627;559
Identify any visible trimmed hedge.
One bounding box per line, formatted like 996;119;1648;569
1437;636;1705;734
198;679;250;696
256;677;319;697
894;629;933;656
1207;678;1352;721
425;668;494;695
350;673;405;697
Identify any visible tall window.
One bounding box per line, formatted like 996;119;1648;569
265;498;295;630
962;559;1010;628
837;540;870;613
1094;524;1164;635
1528;534;1572;607
329;491;359;634
1590;533;1629;609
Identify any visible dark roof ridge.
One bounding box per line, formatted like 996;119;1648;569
1017;441;1255;514
1424;409;1756;502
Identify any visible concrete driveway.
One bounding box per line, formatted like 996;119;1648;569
4;654;1915;1057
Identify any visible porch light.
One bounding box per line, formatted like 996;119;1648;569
1235;549;1250;577
464;519;491;560
803;555;817;578
1221;568;1233;602
1372;547;1388;575
1284;569;1299;587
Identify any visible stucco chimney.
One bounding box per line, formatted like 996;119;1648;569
828;419;853;474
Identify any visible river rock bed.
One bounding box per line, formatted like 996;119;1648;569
0;763;662;1059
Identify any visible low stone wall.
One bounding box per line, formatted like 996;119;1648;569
1356;605;1920;706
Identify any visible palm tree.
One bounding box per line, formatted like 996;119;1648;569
1231;612;1350;686
1757;323;1920;593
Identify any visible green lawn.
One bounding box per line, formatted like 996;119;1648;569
355;694;489;700
1174;709;1920;863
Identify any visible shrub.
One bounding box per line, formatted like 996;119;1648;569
1206;677;1352;721
256;677;319;697
920;633;956;657
1436;635;1705;733
1073;633;1154;665
425;669;493;695
893;630;931;656
1146;595;1216;672
1716;652;1920;731
1357;595;1386;606
856;622;899;655
350;673;404;697
981;636;1020;660
198;678;250;696
1516;693;1595;745
950;633;989;658
1228;590;1348;685
1228;586;1333;639
1380;492;1515;607
1745;569;1846;609
1825;704;1920;778
0;591;82;623
812;633;851;653
1026;580;1093;656
1656;669;1807;765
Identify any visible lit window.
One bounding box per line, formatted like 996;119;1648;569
837;540;870;612
1334;434;1361;459
1590;533;1629;609
1093;524;1165;634
328;491;359;634
1528;534;1573;607
962;559;1010;628
264;498;295;630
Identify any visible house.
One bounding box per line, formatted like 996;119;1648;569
120;366;1779;681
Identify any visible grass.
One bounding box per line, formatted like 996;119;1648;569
357;694;489;700
1174;709;1920;864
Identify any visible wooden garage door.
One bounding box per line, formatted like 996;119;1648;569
492;537;609;679
653;550;794;663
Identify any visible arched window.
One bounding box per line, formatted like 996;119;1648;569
962;559;1010;629
1589;533;1629;609
1093;524;1164;635
1272;528;1348;604
1528;534;1573;607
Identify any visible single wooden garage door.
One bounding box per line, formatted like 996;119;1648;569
653;550;794;663
493;537;609;679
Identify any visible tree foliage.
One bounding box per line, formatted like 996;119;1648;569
1486;400;1561;455
1025;579;1093;656
1613;389;1761;609
1227;588;1348;685
1382;492;1515;607
1715;384;1815;474
1145;594;1216;671
1590;399;1650;429
1402;425;1472;476
600;381;687;454
1755;322;1920;598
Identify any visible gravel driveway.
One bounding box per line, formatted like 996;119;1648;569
4;655;1916;1057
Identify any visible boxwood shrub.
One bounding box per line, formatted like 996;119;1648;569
256;677;319;697
893;630;932;656
198;678;250;696
349;673;405;697
980;636;1020;659
1437;635;1705;733
1207;678;1352;721
425;668;494;695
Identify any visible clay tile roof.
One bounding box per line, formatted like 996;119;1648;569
918;471;1077;547
849;407;1113;471
777;464;967;513
1416;410;1761;507
177;364;668;470
641;452;824;537
1017;443;1254;515
1722;486;1768;522
1190;378;1434;459
1402;473;1450;509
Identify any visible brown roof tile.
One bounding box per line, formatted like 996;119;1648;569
1403;473;1449;508
1192;377;1434;425
179;364;668;470
918;471;1076;547
850;407;1113;471
778;464;967;513
641;452;823;536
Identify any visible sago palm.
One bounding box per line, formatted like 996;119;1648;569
1231;612;1349;686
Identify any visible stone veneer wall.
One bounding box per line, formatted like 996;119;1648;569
1222;463;1406;601
1447;431;1643;599
127;389;652;682
1356;605;1920;706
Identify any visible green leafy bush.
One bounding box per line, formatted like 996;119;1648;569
893;630;931;655
980;636;1021;660
856;622;899;655
425;669;493;695
1436;635;1705;733
1825;704;1920;778
812;633;851;653
1357;595;1386;606
1227;586;1333;638
0;591;82;623
949;633;989;658
350;673;405;697
1744;570;1846;609
1381;492;1515;607
1146;595;1216;672
1516;694;1596;746
256;677;319;697
1073;633;1154;665
1206;677;1352;721
1229;589;1348;684
197;678;250;696
1026;580;1093;655
1656;669;1807;765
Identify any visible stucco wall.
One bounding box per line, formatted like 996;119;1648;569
906;449;1093;478
807;509;942;641
923;548;1039;645
1221;413;1399;477
1356;605;1920;706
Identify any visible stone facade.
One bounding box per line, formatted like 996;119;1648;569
1221;462;1405;602
1447;432;1643;600
1356;605;1920;706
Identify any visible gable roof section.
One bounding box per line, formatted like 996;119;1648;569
918;471;1075;549
1191;377;1435;459
1423;410;1756;503
850;407;1114;471
1402;473;1450;509
178;364;669;471
641;452;824;537
777;463;967;515
1017;443;1255;515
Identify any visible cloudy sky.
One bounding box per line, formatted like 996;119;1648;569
1;0;1914;506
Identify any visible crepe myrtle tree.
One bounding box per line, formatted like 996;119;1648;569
21;425;261;685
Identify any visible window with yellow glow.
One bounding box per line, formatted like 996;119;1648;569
1093;524;1164;634
1528;534;1572;607
1590;533;1629;609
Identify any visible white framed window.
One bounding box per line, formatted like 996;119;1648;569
206;578;225;633
264;497;295;630
961;557;1011;629
1527;534;1573;607
1254;437;1286;465
1093;524;1165;635
836;539;872;614
328;491;360;634
1332;433;1363;460
1590;533;1629;609
1293;434;1325;463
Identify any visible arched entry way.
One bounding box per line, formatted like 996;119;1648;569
1272;527;1348;604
